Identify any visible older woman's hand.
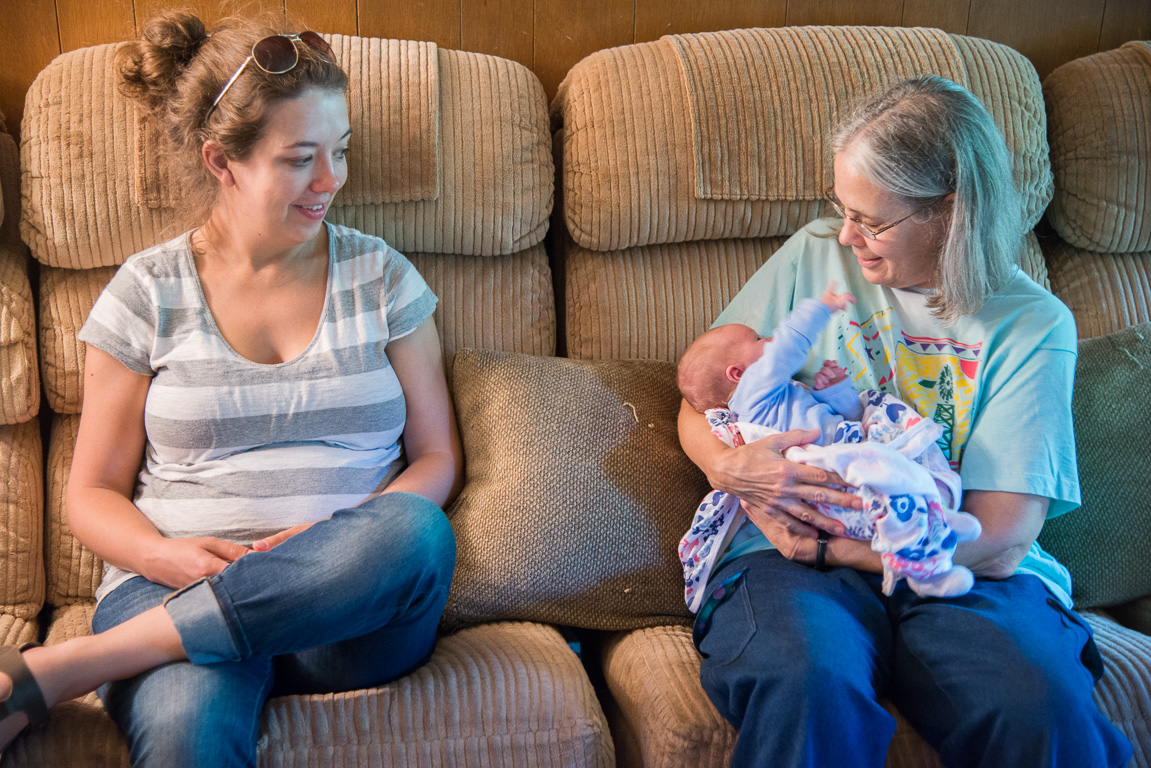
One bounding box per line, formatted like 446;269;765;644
709;428;862;539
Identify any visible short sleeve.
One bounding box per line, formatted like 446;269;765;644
960;315;1080;518
77;260;157;376
380;245;437;342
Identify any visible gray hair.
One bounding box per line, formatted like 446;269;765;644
832;76;1020;323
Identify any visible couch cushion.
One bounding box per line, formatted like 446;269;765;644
7;607;613;768
45;414;101;605
40;250;554;414
443;349;708;630
1037;322;1151;607
555;27;1050;251
1045;238;1151;340
0;420;44;618
0;244;39;424
1044;42;1151;253
599;611;1151;767
562;232;1048;363
22;39;552;268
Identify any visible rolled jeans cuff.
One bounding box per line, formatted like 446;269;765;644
162;578;242;665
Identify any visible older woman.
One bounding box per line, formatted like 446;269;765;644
680;76;1132;767
0;11;461;766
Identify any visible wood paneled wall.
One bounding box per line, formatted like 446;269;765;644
3;0;1150;139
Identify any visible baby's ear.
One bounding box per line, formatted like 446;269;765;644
726;364;744;382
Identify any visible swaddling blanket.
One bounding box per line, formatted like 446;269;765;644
679;391;979;612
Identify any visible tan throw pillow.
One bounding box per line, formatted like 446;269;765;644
443;349;708;631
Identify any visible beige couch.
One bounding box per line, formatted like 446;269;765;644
0;24;1147;768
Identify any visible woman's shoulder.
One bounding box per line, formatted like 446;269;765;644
119;231;194;276
326;223;408;266
982;267;1077;350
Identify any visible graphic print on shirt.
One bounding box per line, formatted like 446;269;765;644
840;309;981;469
895;334;982;469
841;308;899;390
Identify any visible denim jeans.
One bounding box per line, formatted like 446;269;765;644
694;549;1133;768
91;492;455;768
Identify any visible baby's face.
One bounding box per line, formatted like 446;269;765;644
714;324;768;369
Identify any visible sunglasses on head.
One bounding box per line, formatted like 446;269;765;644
205;31;335;122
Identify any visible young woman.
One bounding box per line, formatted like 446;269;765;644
0;12;463;766
680;76;1133;767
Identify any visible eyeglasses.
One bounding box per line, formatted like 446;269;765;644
205;32;334;122
823;187;941;241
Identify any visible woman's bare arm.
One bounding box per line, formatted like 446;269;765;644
67;347;249;588
377;318;464;507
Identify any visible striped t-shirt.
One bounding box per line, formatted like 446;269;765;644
78;223;437;602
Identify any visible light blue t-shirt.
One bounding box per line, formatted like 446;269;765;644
714;219;1080;606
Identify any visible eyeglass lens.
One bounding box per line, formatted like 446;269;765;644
252;32;334;74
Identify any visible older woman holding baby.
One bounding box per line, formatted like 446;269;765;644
679;76;1132;767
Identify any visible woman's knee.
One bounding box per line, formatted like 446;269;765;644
353;492;456;581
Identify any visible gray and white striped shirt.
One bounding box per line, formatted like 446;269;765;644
79;223;437;601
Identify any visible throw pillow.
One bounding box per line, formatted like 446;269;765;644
1038;322;1151;607
442;349;709;631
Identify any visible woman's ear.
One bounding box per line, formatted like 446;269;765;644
202;140;235;186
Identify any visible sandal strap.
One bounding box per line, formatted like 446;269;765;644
0;644;48;729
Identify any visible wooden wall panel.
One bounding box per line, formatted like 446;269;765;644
902;0;971;33
785;0;903;27
0;0;59;138
1099;0;1151;53
358;0;461;48
968;0;1106;80
461;0;534;69
3;0;1151;142
634;0;787;43
134;0;286;30
287;0;358;35
57;0;135;51
535;0;633;98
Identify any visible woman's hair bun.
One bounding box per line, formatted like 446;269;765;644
117;11;210;110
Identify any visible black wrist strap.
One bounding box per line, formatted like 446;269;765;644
815;530;829;572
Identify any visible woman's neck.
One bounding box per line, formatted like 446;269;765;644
195;213;324;275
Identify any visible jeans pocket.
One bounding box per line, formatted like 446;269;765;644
693;569;756;667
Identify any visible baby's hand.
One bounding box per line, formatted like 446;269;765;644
820;281;856;313
814;359;847;390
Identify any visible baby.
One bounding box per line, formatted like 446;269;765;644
677;284;981;611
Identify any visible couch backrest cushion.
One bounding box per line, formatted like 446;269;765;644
0;420;44;617
23;38;553;269
1044;42;1151;254
1045;239;1151;339
562;230;1049;363
555;27;1051;252
0;121;38;425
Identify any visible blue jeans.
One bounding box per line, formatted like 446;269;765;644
694;549;1133;768
91;492;455;768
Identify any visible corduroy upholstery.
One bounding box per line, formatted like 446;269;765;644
0;117;38;426
0;109;41;684
553;26;1151;768
1044;42;1151;254
8;607;613;768
12;29;617;768
553;27;1050;253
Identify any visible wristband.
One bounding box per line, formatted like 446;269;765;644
815;529;829;572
